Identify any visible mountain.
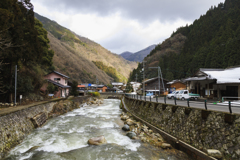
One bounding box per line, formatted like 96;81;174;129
120;51;133;59
128;0;240;82
121;45;157;62
35;13;137;84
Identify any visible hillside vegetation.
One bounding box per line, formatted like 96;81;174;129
35;13;137;83
124;45;157;62
93;61;126;82
0;0;54;102
129;0;240;82
47;32;112;84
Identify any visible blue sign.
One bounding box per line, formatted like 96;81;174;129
88;83;92;87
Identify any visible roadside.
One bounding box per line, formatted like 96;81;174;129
0;97;65;116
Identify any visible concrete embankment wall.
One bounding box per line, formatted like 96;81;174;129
124;97;240;159
0;96;89;159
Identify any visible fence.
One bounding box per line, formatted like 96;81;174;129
125;94;240;114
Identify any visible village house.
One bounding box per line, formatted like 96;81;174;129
40;71;71;98
142;77;169;95
112;82;124;89
78;84;86;96
184;66;240;99
97;85;107;92
167;80;186;93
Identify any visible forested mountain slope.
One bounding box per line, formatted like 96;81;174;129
128;0;240;82
120;45;156;62
120;51;133;59
126;45;157;62
35;13;137;83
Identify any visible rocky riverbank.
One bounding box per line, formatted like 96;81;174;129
0;97;87;159
120;111;190;159
120;112;171;148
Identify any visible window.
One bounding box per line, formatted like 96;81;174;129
54;78;60;83
65;79;67;84
184;91;188;94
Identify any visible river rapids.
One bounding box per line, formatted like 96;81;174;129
5;99;189;160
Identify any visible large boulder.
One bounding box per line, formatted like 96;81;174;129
207;149;222;159
126;119;135;126
141;137;148;142
88;136;107;145
121;115;129;120
122;124;130;131
126;132;137;139
161;143;172;149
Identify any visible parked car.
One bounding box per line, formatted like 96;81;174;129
146;91;155;98
167;90;179;99
176;90;200;100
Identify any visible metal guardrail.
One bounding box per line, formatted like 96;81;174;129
124;94;240;114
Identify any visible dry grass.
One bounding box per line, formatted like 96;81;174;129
48;32;113;84
48;31;137;84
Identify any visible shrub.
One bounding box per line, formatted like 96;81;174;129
88;92;100;97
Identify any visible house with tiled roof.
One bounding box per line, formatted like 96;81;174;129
40;71;71;98
184;66;240;99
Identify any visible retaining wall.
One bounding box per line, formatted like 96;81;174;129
0;97;89;159
124;97;240;160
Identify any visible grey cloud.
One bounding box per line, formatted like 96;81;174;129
33;0;225;23
99;27;162;54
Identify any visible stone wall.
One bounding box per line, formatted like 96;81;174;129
124;97;240;160
0;98;86;159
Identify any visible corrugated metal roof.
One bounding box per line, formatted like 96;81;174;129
48;79;71;88
46;71;70;79
202;67;240;84
184;77;207;81
185;66;240;84
97;85;107;88
143;77;168;83
112;82;123;85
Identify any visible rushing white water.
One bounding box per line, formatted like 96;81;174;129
5;99;188;160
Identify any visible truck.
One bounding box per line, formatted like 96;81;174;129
176;90;200;100
146;91;155;98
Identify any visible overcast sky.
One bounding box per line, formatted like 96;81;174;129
31;0;225;54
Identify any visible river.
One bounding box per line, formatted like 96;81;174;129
5;99;189;160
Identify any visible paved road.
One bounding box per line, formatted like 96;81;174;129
126;95;240;115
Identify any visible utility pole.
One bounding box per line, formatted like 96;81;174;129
142;61;146;96
14;65;17;105
96;76;99;92
135;73;138;93
149;66;165;96
159;66;165;94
